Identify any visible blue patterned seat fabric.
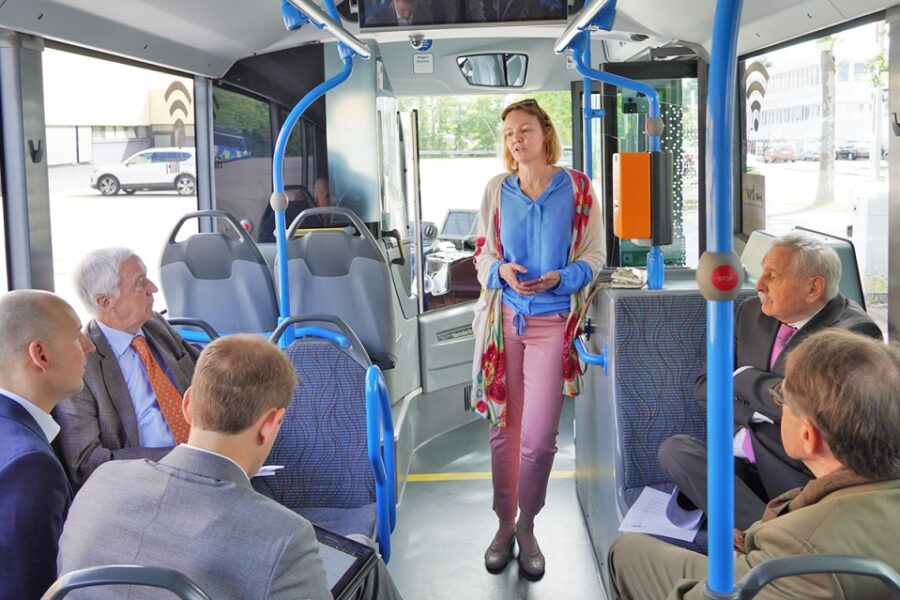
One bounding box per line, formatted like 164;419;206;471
615;290;755;553
264;339;376;537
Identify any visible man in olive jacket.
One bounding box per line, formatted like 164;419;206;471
609;329;900;600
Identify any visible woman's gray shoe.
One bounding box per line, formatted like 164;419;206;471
484;535;516;573
517;546;545;579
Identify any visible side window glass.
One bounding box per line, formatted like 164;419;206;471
42;48;196;321
213;86;273;242
742;20;889;336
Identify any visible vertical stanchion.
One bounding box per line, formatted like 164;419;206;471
702;1;744;597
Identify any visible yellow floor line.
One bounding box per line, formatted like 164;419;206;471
407;470;574;482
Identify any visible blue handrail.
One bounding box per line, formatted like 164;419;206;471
568;26;666;291
575;335;608;376
704;0;744;597
272;0;361;348
365;366;396;562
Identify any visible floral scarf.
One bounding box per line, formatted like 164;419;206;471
471;169;605;427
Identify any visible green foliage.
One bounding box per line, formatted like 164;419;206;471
212;88;272;156
398;92;573;155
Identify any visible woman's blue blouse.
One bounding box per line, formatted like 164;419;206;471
485;170;593;331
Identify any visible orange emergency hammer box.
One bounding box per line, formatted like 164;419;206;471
612;151;673;245
612;152;651;239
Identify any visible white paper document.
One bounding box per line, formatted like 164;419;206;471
254;465;284;477
618;487;701;543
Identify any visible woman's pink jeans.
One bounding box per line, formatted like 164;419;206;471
490;307;567;522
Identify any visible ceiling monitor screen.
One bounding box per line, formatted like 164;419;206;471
358;0;571;29
439;209;478;242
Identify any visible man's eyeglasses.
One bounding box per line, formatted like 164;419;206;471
768;380;785;407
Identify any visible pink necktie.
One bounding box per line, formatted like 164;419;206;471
769;323;798;369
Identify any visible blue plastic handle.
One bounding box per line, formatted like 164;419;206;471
575;335;608;376
365;366;396;562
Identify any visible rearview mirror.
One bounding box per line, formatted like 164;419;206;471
456;53;528;88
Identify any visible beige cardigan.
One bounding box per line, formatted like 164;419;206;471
470;168;606;425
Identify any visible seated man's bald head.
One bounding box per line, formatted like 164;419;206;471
0;290;74;368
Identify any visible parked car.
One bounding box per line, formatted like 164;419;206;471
91;147;196;196
797;141;821;161
834;141;869;160
763;144;796;163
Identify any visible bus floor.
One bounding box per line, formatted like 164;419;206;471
387;398;608;599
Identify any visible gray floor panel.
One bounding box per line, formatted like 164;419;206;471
388;399;607;599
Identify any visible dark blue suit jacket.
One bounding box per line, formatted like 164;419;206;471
0;393;72;600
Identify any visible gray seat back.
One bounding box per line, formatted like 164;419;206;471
161;210;278;334
41;565;210;600
282;207;397;368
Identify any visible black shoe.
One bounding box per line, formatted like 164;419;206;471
517;541;545;580
484;534;516;573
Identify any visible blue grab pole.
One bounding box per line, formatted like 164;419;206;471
570;32;660;152
365;366;396;562
570;29;665;289
272;52;353;348
582;38;593;180
705;0;744;595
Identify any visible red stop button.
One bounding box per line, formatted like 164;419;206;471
711;265;739;291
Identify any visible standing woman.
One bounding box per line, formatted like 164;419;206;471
472;99;606;578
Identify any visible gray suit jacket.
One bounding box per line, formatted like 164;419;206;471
57;445;331;599
54;313;200;487
694;294;882;496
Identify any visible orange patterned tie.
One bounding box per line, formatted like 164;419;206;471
131;335;190;444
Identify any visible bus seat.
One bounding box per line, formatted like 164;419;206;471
41;565;210;600
282;207;397;369
581;284;756;555
741;228;866;309
161;210;278;335
736;555;900;599
262;318;377;540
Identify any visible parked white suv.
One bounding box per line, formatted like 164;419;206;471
91;147;196;196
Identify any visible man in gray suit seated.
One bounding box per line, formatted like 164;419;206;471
57;334;403;599
659;233;882;528
609;329;900;599
55;247;199;487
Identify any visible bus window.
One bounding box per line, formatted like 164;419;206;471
743;18;889;335
399;92;572;312
42;48;197;321
212;86;273;242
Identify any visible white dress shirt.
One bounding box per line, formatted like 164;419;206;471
0;387;61;443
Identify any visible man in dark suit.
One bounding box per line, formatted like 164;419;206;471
660;232;882;528
0;290;95;599
55;248;199;487
58;335;402;600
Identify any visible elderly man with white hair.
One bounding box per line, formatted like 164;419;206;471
659;232;883;529
55;248;199;487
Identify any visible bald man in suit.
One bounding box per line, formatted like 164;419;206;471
0;291;95;599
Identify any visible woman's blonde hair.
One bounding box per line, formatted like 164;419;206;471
499;98;562;172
